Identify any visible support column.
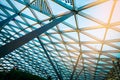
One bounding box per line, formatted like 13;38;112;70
0;14;17;31
0;12;73;58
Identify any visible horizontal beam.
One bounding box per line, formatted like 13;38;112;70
0;12;73;58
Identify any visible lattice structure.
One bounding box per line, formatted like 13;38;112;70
0;0;120;80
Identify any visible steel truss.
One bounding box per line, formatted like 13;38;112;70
0;0;120;80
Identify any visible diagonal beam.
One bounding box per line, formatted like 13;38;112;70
0;14;17;31
38;38;63;80
0;12;73;58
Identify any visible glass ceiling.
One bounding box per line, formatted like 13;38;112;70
0;0;120;80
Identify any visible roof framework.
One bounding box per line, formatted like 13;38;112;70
0;0;120;80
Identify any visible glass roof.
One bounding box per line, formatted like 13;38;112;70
0;0;120;80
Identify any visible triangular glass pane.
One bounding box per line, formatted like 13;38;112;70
100;55;109;59
50;34;62;42
109;53;120;58
9;21;18;27
0;9;7;16
18;23;28;29
47;28;57;33
68;44;79;50
0;16;7;20
58;23;74;31
41;36;50;44
64;15;76;27
81;45;92;50
77;15;99;28
66;45;76;51
62;33;76;42
32;9;49;20
85;44;102;51
75;0;96;8
64;32;78;41
47;0;69;15
103;44;118;51
15;16;24;22
84;28;106;40
22;8;35;19
4;25;13;31
0;1;13;9
112;42;120;47
56;44;66;50
111;1;120;23
80;33;96;41
81;0;113;23
24;17;36;25
12;1;25;11
106;29;120;40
